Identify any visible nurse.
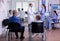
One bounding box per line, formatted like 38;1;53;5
39;4;46;22
52;10;58;22
39;4;47;28
49;10;58;30
27;3;35;31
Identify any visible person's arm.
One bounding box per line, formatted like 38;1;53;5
16;18;22;24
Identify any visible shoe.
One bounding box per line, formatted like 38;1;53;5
20;36;25;39
16;37;18;39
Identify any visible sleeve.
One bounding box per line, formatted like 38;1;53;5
27;7;33;15
39;8;42;12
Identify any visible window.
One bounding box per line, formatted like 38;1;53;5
16;2;22;10
23;2;28;11
28;0;36;1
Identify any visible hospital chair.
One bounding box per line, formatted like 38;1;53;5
2;19;9;26
2;19;22;41
51;18;60;30
29;22;46;41
7;22;22;41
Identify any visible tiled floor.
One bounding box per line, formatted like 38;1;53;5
0;22;60;41
46;29;60;41
0;29;60;41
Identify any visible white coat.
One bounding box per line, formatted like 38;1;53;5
27;7;35;24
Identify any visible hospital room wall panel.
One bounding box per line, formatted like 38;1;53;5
45;0;60;12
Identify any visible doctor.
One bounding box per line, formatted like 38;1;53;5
27;3;35;30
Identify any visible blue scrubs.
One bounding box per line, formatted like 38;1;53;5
48;13;58;29
51;13;58;22
39;8;45;22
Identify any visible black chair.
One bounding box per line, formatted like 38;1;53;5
8;22;21;32
2;19;9;26
52;19;59;30
29;22;46;41
7;22;21;41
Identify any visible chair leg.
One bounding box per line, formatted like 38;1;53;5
11;32;12;40
6;31;8;41
29;24;32;41
42;34;44;41
29;33;32;41
8;32;13;41
29;28;32;41
43;35;46;41
42;29;46;41
42;32;46;41
8;32;10;41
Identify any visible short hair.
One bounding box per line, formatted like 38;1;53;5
54;10;58;16
29;3;32;6
18;8;20;11
25;11;28;14
13;10;16;15
36;15;41;20
42;4;46;12
9;10;12;13
54;10;56;13
21;8;23;10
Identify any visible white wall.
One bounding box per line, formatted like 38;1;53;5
0;0;8;35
